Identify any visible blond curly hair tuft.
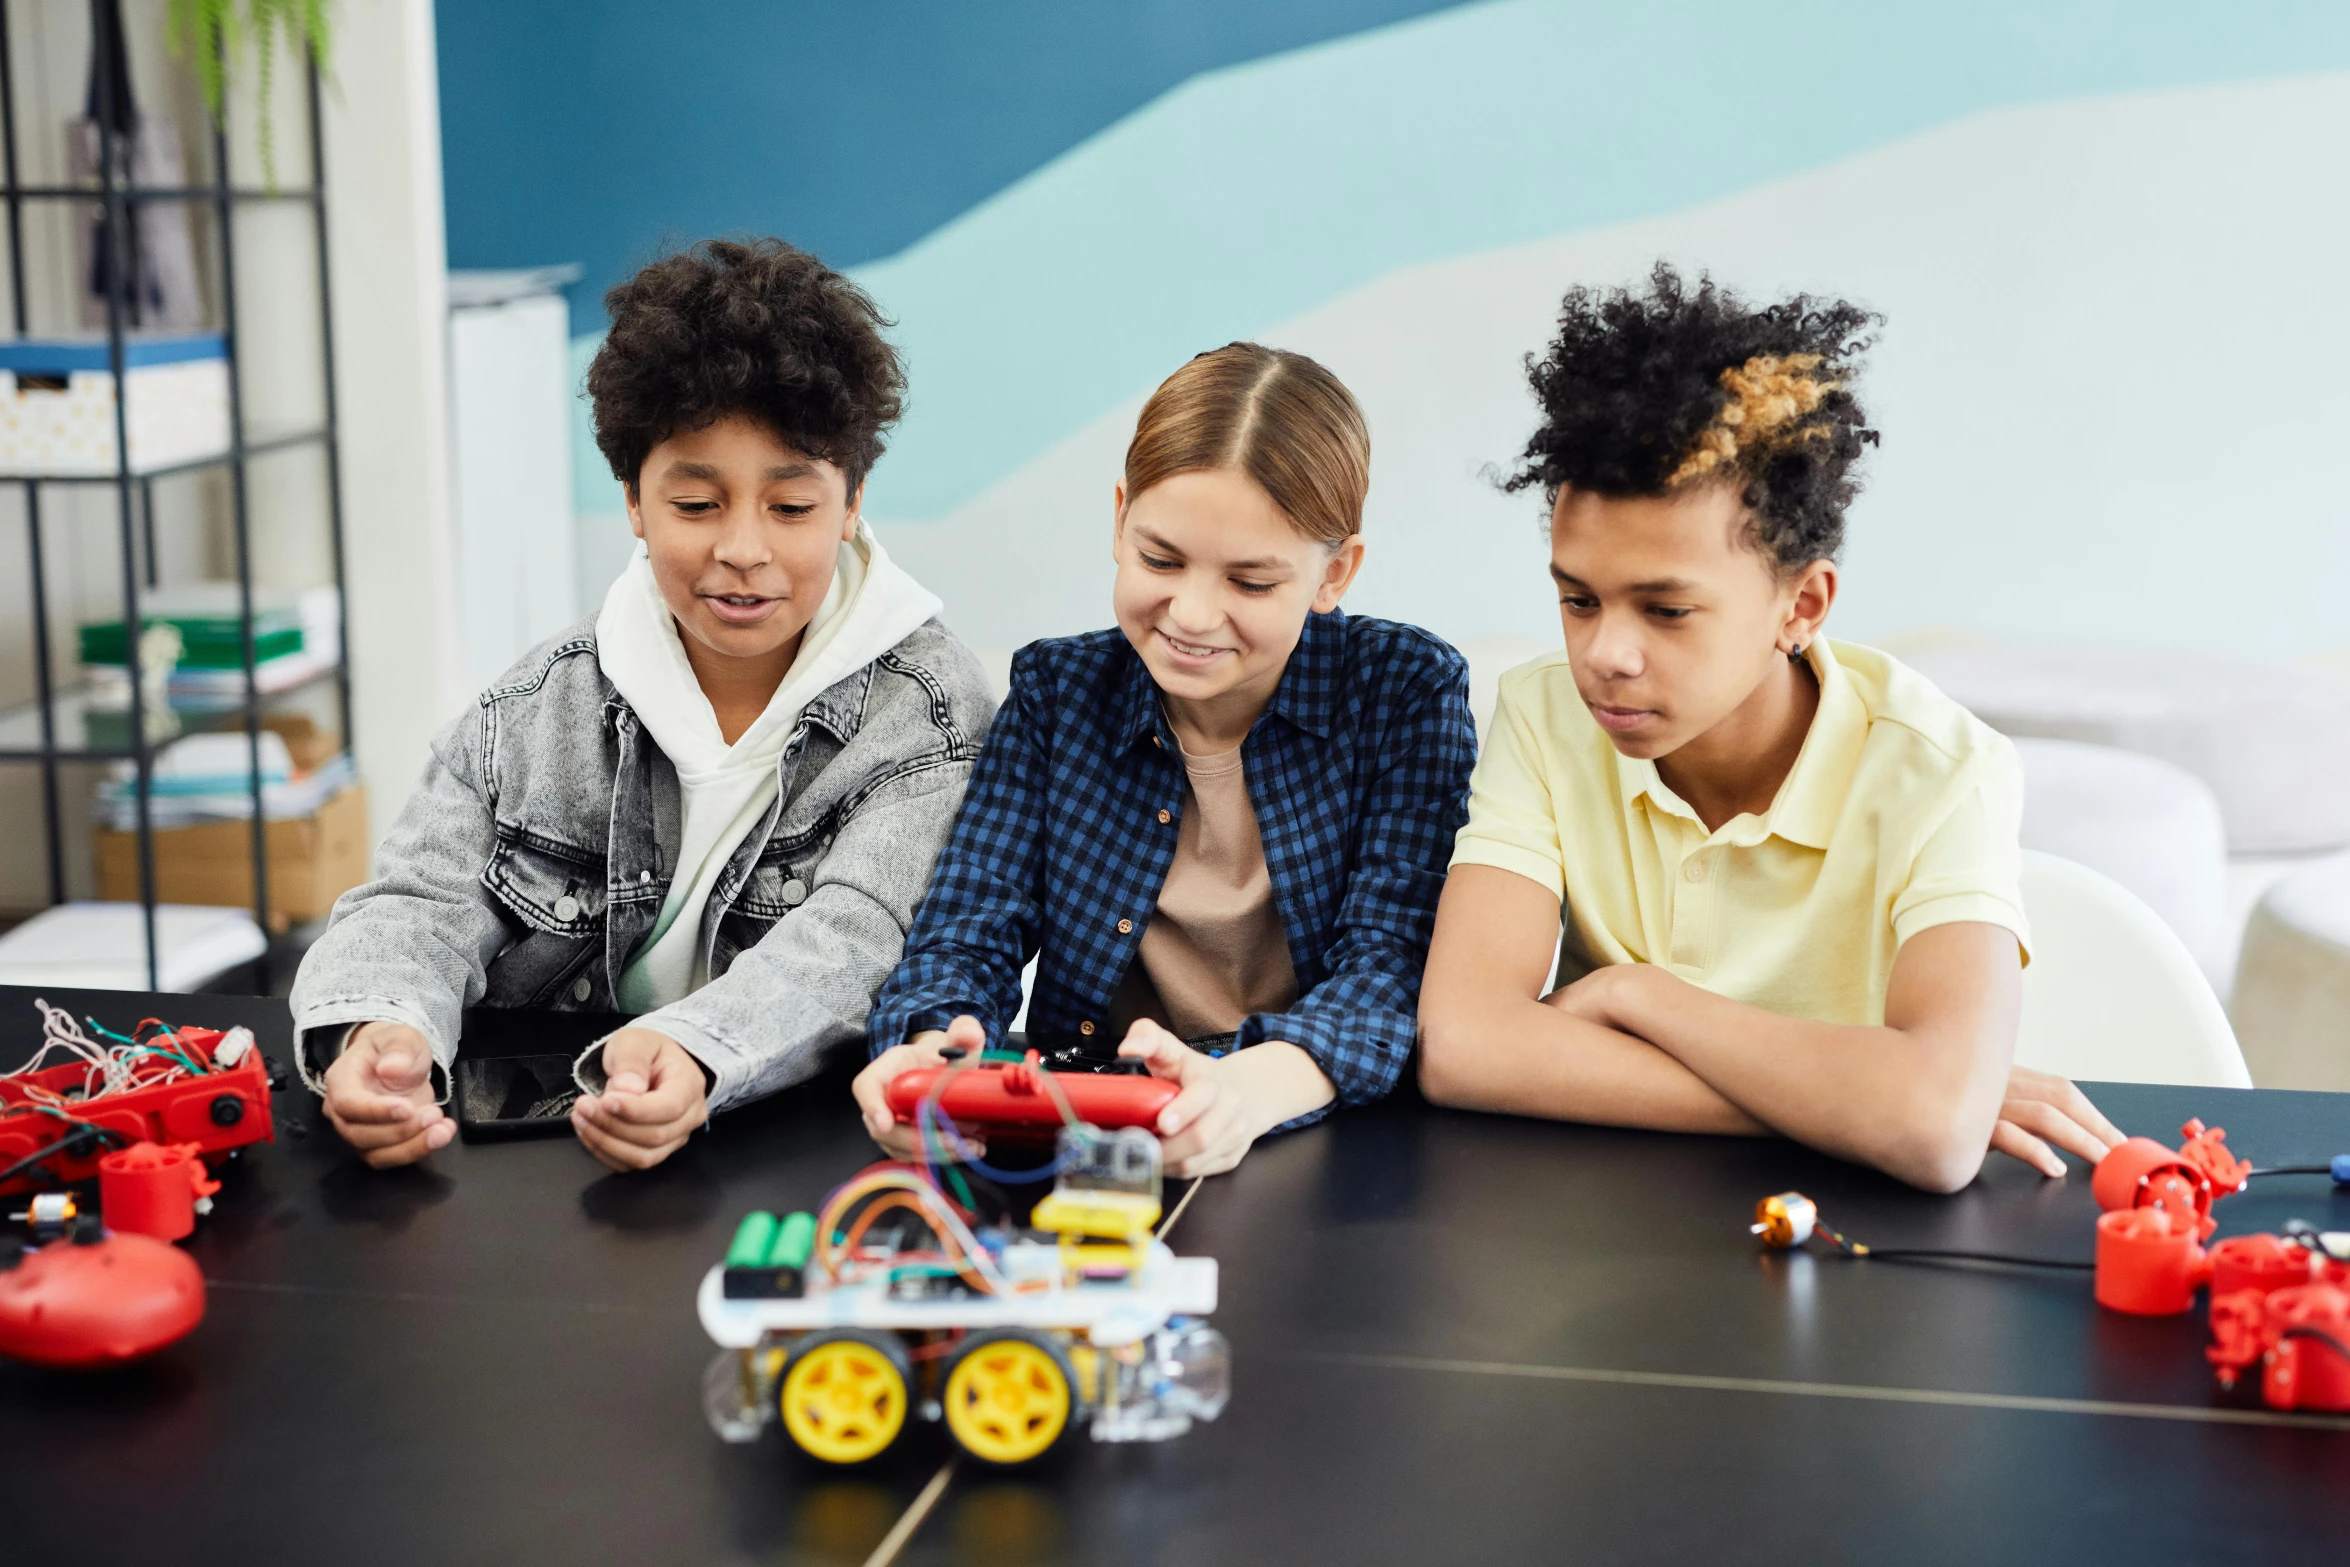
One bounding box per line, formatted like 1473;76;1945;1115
1666;354;1839;488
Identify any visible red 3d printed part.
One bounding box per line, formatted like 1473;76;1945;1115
0;1025;273;1195
2090;1119;2251;1243
889;1051;1179;1141
2208;1283;2350;1413
2207;1232;2330;1300
98;1141;221;1242
0;1230;206;1368
2094;1207;2208;1316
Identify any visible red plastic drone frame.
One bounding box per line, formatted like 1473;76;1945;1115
0;1025;274;1195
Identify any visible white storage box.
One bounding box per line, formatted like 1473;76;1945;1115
0;333;231;476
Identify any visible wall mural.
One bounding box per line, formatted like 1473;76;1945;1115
539;1;2350;665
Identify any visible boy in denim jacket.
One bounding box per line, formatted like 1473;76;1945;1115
291;239;994;1172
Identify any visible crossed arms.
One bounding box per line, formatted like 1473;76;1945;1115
1416;865;2121;1193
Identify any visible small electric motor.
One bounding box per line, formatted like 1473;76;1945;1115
1751;1192;1817;1249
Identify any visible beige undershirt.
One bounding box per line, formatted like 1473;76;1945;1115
1107;736;1300;1042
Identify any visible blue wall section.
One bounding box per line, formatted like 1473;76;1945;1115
436;0;1472;328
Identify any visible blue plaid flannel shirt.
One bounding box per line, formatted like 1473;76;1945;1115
867;609;1476;1119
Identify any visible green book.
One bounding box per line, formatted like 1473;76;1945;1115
80;615;304;670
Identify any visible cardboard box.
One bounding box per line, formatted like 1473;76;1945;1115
95;783;369;933
258;714;341;774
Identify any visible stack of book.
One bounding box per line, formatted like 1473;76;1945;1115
95;729;356;830
80;582;341;717
89;715;369;930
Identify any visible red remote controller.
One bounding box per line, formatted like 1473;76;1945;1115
888;1050;1177;1142
0;1226;206;1368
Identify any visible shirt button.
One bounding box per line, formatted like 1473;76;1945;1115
781;878;808;906
553;894;582;922
1156;809;1172;825
571;975;592;1003
1116;918;1133;934
1682;861;1706;885
1079;1021;1096;1037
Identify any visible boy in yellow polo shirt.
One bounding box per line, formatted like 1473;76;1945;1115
1419;266;2123;1192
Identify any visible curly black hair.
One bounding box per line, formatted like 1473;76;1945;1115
1504;264;1880;570
588;237;905;495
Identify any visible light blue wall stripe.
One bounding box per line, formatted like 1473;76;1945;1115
574;0;2350;521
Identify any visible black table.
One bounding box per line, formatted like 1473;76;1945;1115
3;984;2346;1565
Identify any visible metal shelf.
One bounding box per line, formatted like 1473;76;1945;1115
0;659;341;761
0;423;328;484
4;184;318;203
0;0;348;990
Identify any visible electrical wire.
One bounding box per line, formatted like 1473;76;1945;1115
918;1101;1064;1186
813;1165;1008;1294
7;999;221;1106
1845;1248;2095;1270
909;1046;1070;1187
0;1122;123;1188
1809;1216;2092;1269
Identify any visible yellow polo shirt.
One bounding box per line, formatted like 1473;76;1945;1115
1451;639;2029;1026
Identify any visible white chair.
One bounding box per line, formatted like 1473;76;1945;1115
2013;849;2252;1088
2011;738;2231;985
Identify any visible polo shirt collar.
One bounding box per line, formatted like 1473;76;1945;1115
1767;643;1866;849
1617;641;1864;851
1113;607;1346;750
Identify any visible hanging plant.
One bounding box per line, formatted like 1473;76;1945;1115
165;0;334;190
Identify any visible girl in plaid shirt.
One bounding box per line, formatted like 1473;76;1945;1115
859;344;1477;1176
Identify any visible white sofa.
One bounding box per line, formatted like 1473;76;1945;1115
2229;850;2350;1090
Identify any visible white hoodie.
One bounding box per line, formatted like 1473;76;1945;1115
594;521;943;1011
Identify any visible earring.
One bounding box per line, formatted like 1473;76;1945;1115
1787;643;1806;661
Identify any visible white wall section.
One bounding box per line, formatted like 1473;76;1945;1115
321;0;459;844
874;74;2350;664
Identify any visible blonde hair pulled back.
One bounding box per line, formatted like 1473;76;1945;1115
1123;343;1369;545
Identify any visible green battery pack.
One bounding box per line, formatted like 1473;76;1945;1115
721;1209;815;1299
725;1211;779;1269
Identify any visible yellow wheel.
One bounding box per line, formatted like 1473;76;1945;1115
779;1331;909;1464
941;1331;1076;1465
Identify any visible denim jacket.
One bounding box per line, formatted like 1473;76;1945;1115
868;610;1477;1116
289;616;995;1111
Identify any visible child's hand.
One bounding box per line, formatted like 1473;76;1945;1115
1992;1066;2125;1178
853;1015;986;1161
1119;1021;1258;1179
1539;962;1656;1030
571;1027;710;1173
321;1021;451;1168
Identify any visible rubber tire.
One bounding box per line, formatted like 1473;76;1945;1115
778;1329;913;1465
939;1329;1079;1466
